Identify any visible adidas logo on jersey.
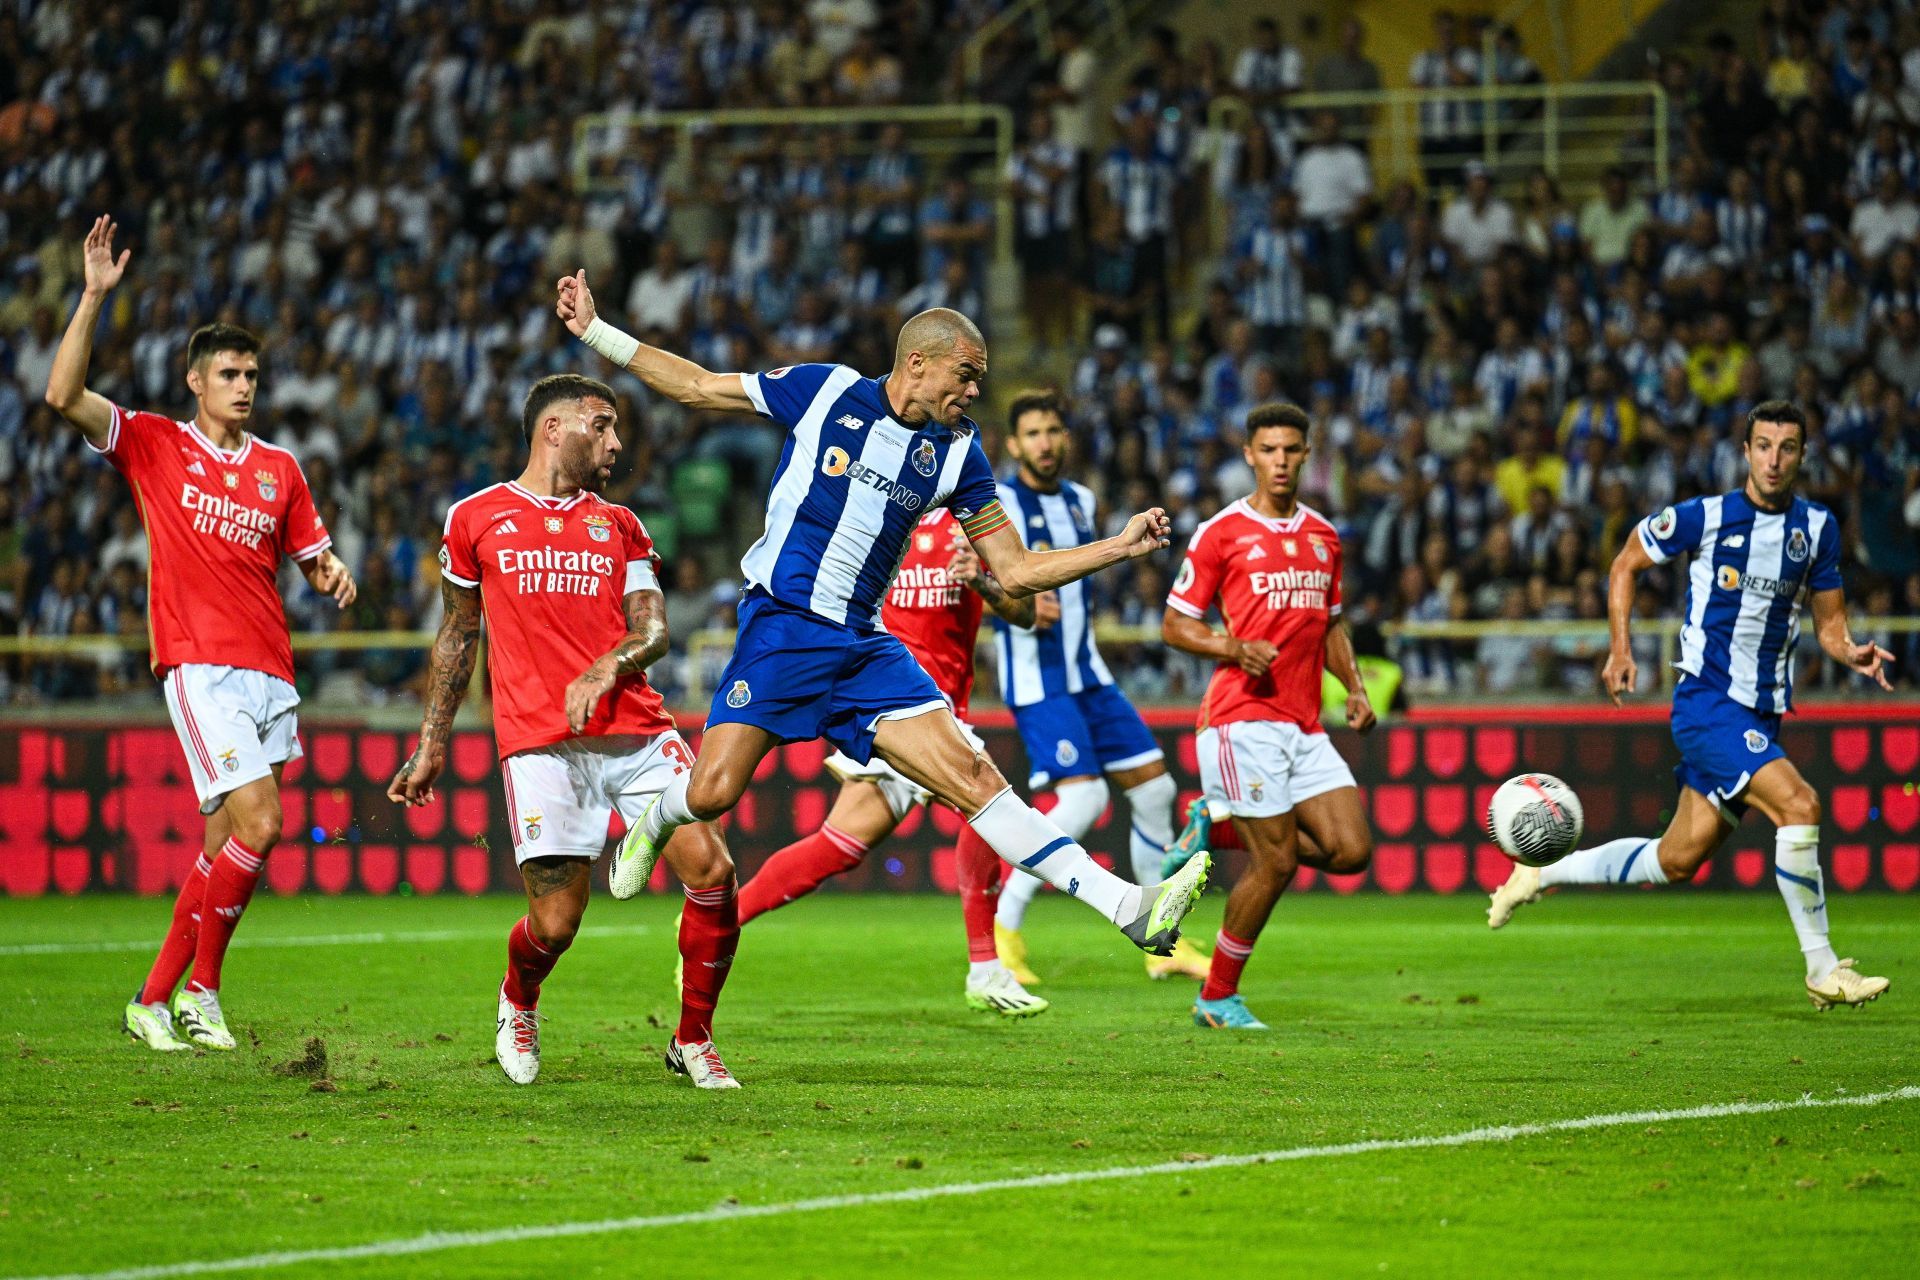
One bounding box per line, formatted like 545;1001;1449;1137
1246;544;1268;560
835;414;866;431
186;460;206;476
493;519;520;536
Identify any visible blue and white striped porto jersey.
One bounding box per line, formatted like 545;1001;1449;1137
993;474;1116;706
739;363;1004;631
1637;489;1843;714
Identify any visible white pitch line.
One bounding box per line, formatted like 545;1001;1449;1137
0;924;651;958
12;1085;1916;1280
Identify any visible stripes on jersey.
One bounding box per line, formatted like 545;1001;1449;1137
1639;490;1842;714
993;477;1115;706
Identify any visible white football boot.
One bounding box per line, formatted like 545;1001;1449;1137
1486;863;1543;929
666;1038;741;1089
1806;960;1890;1011
495;985;541;1084
123;996;190;1052
964;965;1050;1018
171;985;237;1050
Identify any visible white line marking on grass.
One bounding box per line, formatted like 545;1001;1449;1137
13;1085;1916;1280
0;924;650;958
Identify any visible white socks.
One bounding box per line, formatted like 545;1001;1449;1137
967;959;1002;981
994;778;1109;930
1774;825;1837;982
969;786;1136;924
1539;837;1669;887
641;771;696;846
1124;773;1177;884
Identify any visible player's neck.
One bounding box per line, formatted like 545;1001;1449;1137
514;460;578;501
1245;490;1299;522
195;413;246;453
1018;466;1061;493
1743;479;1792;513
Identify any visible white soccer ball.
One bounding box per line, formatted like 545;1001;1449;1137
1486;773;1585;867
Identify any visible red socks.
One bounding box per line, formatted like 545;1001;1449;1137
139;852;213;1004
737;825;868;924
955;826;1003;963
1199;929;1256;1002
187;838;265;993
502;916;571;1010
677;880;740;1043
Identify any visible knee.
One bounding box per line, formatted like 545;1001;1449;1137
1325;831;1374;875
675;830;736;891
960;757;1013;814
528;901;583;951
1125;771;1176;807
1781;786;1821;829
230;801;282;856
684;772;742;823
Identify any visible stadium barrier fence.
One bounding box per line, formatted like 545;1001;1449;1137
2;704;1914;899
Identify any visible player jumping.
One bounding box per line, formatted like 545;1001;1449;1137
987;391;1211;985
554;271;1211;958
388;375;743;1087
736;508;1048;1017
1487;400;1893;1011
46;216;357;1053
1162;402;1377;1030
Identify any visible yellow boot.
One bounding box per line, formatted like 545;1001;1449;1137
995;923;1041;985
1145;934;1211;981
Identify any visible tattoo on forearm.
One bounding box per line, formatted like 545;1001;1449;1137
422;579;482;738
610;591;669;675
521;857;585;899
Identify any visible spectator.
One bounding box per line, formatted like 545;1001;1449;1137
1441;161;1519;267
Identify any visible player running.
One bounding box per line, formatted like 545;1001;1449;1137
387;375;743;1088
987;391;1211;985
554;271;1211;957
1162;401;1377;1030
1487;400;1894;1011
45;216;356;1053
736;508;1048;1017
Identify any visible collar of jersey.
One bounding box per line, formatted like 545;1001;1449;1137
181;419;253;466
1233;497;1307;532
506;481;587;510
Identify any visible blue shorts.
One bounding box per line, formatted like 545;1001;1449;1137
706;590;946;764
1670;676;1785;819
1011;683;1164;789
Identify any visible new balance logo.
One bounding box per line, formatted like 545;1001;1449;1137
835;414;866;431
1246;544;1268;560
1719;534;1745;549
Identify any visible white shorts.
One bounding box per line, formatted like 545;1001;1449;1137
502;731;693;863
824;717;987;823
162;664;303;816
1198;720;1356;820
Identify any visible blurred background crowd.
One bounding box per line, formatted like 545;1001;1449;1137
2;0;1918;709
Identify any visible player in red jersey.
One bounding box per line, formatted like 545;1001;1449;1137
45;217;356;1054
734;509;1052;1016
1162;401;1377;1030
387;374;742;1088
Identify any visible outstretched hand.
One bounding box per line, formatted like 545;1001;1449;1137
83;214;130;295
1846;640;1896;692
1119;508;1173;559
555;269;598;338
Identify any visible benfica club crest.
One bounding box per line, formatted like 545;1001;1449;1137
1309;535;1330;563
583;514;613;542
523;812;543;841
544;516;564;534
254;469;277;501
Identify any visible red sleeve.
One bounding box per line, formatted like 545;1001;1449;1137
1166;521;1224;619
281;461;332;562
1328;535;1344;617
439;502;480;588
623;509;661;594
88;404;166;471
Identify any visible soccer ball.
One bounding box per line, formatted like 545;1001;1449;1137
1485;773;1584;867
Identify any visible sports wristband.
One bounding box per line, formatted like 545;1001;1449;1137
581;316;640;367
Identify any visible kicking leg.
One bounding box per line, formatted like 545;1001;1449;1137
611;723;775;899
497;855;591;1085
1194;813;1297;1030
992;775;1108;980
739;782;896;923
1489;787;1728;929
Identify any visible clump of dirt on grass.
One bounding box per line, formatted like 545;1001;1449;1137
275;1037;329;1078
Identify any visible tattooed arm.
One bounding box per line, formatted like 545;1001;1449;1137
387;579;483;806
946;540;1037;627
563;589;669;734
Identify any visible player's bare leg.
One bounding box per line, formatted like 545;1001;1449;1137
1194;813;1300;1030
871;708;1210;954
1743;759;1888;1009
165;769;284;1051
611;723;774;898
658;820;743;1087
738;782;897;923
1490;787;1728;928
497;856;591;1085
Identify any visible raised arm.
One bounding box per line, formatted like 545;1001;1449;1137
1600;533;1655;706
563;588;671;734
1811;587;1895;691
388;578;483;806
43;215;131;448
968;506;1172;599
945;540;1035;627
555;269;755;414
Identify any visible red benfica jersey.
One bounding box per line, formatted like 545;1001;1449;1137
1166;498;1342;734
91;405;330;684
881;509;984;717
441;481;674;758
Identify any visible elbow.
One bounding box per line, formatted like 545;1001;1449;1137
43;384;76;415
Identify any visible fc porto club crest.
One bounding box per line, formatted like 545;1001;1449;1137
544;516;564;534
726;679;752;708
1055;739;1080;768
912;438;938;477
523;812;543;841
254;470;277;501
1786;528;1809;563
1744;729;1770;754
583;514;612;542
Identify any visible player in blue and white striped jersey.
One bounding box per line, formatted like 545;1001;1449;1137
989;392;1212;985
1488;401;1894;1011
553;271;1213;985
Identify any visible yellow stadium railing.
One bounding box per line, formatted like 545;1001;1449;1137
959;0;1166;98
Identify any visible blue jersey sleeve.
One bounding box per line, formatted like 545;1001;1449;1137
950;440;1012;542
1808;507;1843;591
740;363;843;428
1637;497;1705;565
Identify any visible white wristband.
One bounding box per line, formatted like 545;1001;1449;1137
581;316;640;367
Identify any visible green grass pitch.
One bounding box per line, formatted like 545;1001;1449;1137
2;890;1914;1279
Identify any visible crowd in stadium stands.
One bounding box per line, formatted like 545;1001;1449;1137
1;0;1918;708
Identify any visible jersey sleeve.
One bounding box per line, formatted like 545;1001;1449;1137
1328;535;1345;617
949;440;1012;542
1636;497;1705;565
739;362;843;427
280;461;332;563
1167;522;1225;619
439;502;481;589
623;510;663;594
1808;508;1844;592
86;404;167;470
